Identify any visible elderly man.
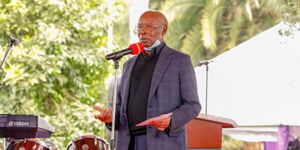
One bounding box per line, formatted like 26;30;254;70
94;10;201;150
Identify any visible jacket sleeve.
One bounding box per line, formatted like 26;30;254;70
169;54;201;132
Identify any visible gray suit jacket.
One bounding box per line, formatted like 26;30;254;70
115;44;201;150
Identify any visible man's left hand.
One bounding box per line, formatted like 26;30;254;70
150;113;172;131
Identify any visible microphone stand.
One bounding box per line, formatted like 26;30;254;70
0;36;18;88
110;58;120;150
0;37;17;150
204;62;209;114
199;60;213;115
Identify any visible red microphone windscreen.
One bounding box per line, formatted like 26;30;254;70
129;43;144;55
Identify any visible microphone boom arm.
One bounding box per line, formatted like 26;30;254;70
0;36;18;88
0;36;18;69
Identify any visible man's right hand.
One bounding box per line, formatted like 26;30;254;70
93;105;112;123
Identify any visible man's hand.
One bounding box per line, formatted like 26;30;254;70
93;105;112;123
149;113;172;131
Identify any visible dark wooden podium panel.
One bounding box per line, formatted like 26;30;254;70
186;114;236;149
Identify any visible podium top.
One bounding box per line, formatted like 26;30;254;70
195;113;237;128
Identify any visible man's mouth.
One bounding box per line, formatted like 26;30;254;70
140;37;148;41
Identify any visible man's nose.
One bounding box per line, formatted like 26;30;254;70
138;29;147;36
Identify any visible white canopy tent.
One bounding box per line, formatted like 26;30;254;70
195;22;300;142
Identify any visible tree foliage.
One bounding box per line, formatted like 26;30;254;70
149;0;288;64
0;0;120;149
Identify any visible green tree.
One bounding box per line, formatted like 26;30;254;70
0;0;124;149
149;0;286;64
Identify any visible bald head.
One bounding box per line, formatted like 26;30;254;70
137;11;168;47
140;10;168;28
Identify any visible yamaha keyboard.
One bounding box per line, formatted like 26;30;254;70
0;114;55;138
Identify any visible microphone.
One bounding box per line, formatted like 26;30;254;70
8;35;19;46
197;60;213;66
105;43;144;60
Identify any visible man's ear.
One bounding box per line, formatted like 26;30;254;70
162;25;167;35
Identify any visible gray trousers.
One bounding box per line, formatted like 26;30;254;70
128;134;147;150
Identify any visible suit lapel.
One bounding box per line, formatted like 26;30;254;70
148;46;174;100
122;56;138;112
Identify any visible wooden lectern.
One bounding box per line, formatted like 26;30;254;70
187;114;237;150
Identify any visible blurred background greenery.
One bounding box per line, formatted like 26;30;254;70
0;0;299;149
0;0;129;149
